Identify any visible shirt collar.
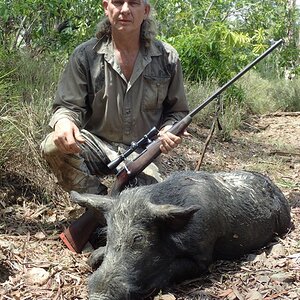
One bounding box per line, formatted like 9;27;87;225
93;37;162;59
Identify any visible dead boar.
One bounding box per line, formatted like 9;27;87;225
71;170;291;300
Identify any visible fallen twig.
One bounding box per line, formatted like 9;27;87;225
263;111;300;117
269;150;300;157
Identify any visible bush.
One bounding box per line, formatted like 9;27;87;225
185;79;220;126
271;78;300;112
186;71;300;140
0;50;61;167
166;24;252;82
0;74;14;165
237;72;279;114
185;79;246;140
238;71;300;114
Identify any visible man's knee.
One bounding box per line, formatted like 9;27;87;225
40;132;59;157
40;131;107;194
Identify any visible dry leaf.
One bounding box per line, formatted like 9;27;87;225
25;267;50;285
154;293;176;300
218;288;233;297
34;231;46;240
245;290;263;300
269;243;286;258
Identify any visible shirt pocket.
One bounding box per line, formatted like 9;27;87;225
143;75;170;111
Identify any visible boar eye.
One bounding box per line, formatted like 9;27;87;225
133;234;145;245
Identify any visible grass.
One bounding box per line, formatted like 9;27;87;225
243;156;288;174
249;132;296;154
238;71;300;113
1;106;45;166
0;51;61;167
186;80;248;141
186;71;300;139
278;178;300;190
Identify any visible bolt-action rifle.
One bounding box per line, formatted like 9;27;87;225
60;39;284;253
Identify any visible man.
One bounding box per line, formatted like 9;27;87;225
41;0;189;194
41;0;189;251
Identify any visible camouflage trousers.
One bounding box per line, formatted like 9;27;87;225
40;129;163;195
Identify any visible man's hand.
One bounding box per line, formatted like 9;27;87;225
158;125;189;154
53;118;85;154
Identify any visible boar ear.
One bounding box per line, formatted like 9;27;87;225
70;191;113;213
149;203;200;231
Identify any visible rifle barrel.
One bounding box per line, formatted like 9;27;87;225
189;39;284;118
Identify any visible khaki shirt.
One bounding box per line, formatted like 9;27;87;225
50;37;189;145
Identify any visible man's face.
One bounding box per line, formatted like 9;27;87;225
103;0;150;34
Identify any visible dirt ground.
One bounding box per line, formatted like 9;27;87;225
0;113;299;300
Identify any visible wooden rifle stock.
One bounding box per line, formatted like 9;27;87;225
59;39;284;253
59;208;100;253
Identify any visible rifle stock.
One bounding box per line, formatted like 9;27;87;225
59;39;283;253
59;208;99;253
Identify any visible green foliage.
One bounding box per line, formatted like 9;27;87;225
185;69;300;140
271;78;300;112
1;0;299;79
0;0;103;55
0;60;14;165
218;101;244;141
0;104;40;166
185;79;220;125
238;72;281;114
165;23;252;82
154;0;299;81
0;78;22;165
185;78;245;140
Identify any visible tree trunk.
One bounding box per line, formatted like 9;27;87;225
286;0;296;45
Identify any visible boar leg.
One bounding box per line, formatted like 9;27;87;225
168;256;211;283
88;246;106;270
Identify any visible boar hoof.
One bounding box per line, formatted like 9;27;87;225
88;246;106;270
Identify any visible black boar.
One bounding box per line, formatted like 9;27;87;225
71;171;291;300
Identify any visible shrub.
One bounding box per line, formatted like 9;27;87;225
238;71;300;114
185;79;220;126
271;78;300;112
185;79;246;140
0;51;61;167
